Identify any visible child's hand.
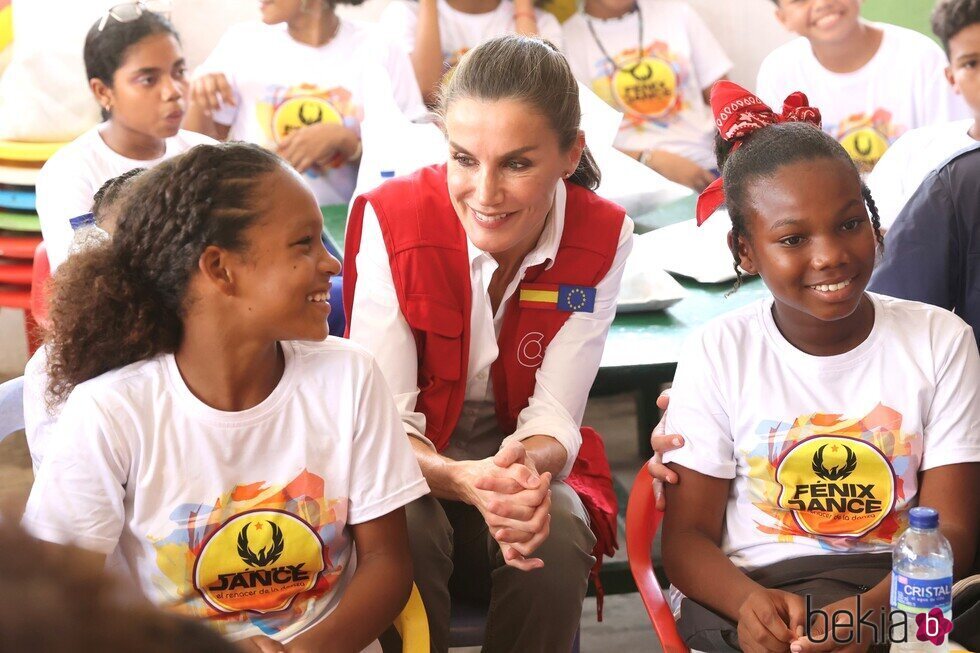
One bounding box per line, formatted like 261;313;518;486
737;588;807;653
641;150;718;192
190;73;236;115
646;388;685;509
791;594;877;653
238;635;285;653
276;123;359;174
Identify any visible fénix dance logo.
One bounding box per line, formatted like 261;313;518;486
193;509;326;614
613;56;679;119
776;435;896;537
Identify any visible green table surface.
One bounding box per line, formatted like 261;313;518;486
321;204;347;255
0;210;41;232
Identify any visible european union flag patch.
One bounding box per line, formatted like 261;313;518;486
519;283;596;313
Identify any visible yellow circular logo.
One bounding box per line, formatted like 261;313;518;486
193;509;325;614
612;57;678;119
775;436;896;538
838;127;890;172
271;96;342;143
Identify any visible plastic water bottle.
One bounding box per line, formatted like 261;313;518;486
891;507;954;652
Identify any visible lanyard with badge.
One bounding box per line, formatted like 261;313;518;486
585;2;646;80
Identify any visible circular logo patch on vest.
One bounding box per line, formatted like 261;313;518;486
838;126;890;172
775;436;896;538
613;57;678;119
272;96;343;144
193;509;325;614
517;331;545;368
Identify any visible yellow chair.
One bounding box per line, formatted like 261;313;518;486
0;0;12;57
393;584;430;653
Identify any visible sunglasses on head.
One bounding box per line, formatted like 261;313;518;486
97;1;172;32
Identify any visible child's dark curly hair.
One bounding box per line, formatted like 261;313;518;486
932;0;980;55
714;122;884;292
45;142;283;406
91;167;147;228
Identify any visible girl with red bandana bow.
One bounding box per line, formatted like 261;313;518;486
653;81;980;653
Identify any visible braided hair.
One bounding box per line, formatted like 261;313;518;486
715;122;884;293
46;142;283;405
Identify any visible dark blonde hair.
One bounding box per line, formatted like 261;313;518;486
437;35;601;190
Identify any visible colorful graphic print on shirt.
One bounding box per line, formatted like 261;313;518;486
255;84;361;173
590;40;689;130
829;109;906;174
150;469;347;635
744;404;920;550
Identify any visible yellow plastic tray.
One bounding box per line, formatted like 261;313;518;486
0;140;67;163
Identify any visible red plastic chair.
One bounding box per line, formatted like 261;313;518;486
29;241;49;328
626;467;690;653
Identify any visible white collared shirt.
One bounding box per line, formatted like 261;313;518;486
349;181;634;478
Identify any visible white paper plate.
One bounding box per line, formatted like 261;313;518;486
637;212;738;284
616;249;688;313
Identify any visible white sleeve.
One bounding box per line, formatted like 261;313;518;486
535;11;564;50
503;217;633;479
661;326;736;479
921;323;980;470
35;158;97;271
23;346;52;474
191;32;241;127
381;37;428;121
347;203;433;449
347;356;430;524
379;1;421;56
864;130;915;230
914;37;968;126
22;388;129;555
682;3;733;90
754;52;783;108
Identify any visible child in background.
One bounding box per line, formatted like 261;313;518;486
867;0;980;229
757;0;967;176
36;9;213;271
662;82;980;652
562;0;731;191
379;0;563;103
23;168;146;474
24;143;429;652
185;0;424;207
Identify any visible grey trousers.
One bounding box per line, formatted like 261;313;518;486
404;482;596;653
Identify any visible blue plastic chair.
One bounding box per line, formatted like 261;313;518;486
0;375;25;443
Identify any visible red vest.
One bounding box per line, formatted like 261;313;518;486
344;165;621;608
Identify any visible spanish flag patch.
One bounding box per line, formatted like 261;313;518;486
519;283;597;313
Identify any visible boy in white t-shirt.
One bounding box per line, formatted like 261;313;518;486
563;0;731;191
757;0;968;176
379;0;563;103
25;143;430;652
186;0;425;207
867;0;980;229
660;83;980;652
36;10;213;271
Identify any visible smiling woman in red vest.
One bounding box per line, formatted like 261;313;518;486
344;35;633;652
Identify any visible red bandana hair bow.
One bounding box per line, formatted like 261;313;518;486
695;80;822;225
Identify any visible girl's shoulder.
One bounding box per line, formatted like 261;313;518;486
38;126;109;176
284;338;379;377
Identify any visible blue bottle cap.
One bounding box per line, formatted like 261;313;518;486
909;507;939;529
380;170;395;178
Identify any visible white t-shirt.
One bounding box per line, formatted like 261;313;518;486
756;23;969;175
197;20;426;206
24;339;429;648
664;294;980;574
866;119;977;229
22;345;51;474
35;126;214;270
380;0;563;72
562;0;731;169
